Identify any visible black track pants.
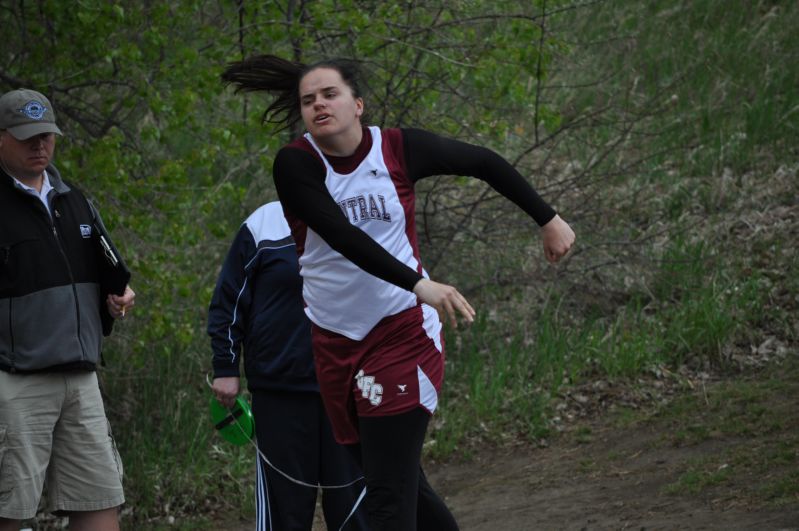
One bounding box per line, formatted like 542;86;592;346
252;390;368;531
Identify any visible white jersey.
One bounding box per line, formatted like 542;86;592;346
300;127;425;340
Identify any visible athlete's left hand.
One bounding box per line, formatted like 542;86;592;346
413;278;475;328
541;215;575;263
107;285;136;319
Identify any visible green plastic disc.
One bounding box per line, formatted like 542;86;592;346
209;395;254;446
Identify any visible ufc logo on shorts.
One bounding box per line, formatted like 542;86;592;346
355;369;383;406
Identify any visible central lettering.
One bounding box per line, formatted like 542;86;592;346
338;193;392;223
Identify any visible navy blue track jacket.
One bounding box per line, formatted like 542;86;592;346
207;202;318;392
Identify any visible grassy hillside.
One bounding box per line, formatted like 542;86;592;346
428;0;798;455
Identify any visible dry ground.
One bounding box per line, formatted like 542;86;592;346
428;417;798;530
215;350;799;531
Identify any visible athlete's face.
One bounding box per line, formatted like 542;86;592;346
299;67;363;141
0;130;55;182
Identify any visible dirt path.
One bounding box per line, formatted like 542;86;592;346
421;347;799;530
220;359;799;531
223;438;799;530
427;425;798;530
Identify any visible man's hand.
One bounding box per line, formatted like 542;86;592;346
107;285;135;319
413;278;475;328
212;377;240;409
541;214;575;264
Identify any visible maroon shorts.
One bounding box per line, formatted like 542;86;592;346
311;304;445;444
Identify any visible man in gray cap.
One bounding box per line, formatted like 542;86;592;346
0;88;135;531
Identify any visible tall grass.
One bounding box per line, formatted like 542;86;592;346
430;236;770;456
103;342;255;528
584;0;799;177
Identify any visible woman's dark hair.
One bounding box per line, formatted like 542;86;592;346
221;54;363;130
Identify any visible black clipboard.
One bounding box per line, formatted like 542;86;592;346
87;199;131;335
94;219;131;297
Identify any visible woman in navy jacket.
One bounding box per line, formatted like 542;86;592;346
207;201;367;531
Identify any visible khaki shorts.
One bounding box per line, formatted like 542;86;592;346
0;371;124;520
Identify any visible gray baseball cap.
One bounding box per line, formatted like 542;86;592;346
0;88;63;140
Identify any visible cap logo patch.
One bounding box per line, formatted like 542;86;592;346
19;100;47;120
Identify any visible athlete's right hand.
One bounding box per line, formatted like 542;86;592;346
413;278;475;328
212;376;240;409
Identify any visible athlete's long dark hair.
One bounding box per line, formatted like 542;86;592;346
221;54;364;130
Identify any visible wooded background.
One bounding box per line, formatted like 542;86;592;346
2;0;796;528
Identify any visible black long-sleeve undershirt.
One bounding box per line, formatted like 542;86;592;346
272;128;556;293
